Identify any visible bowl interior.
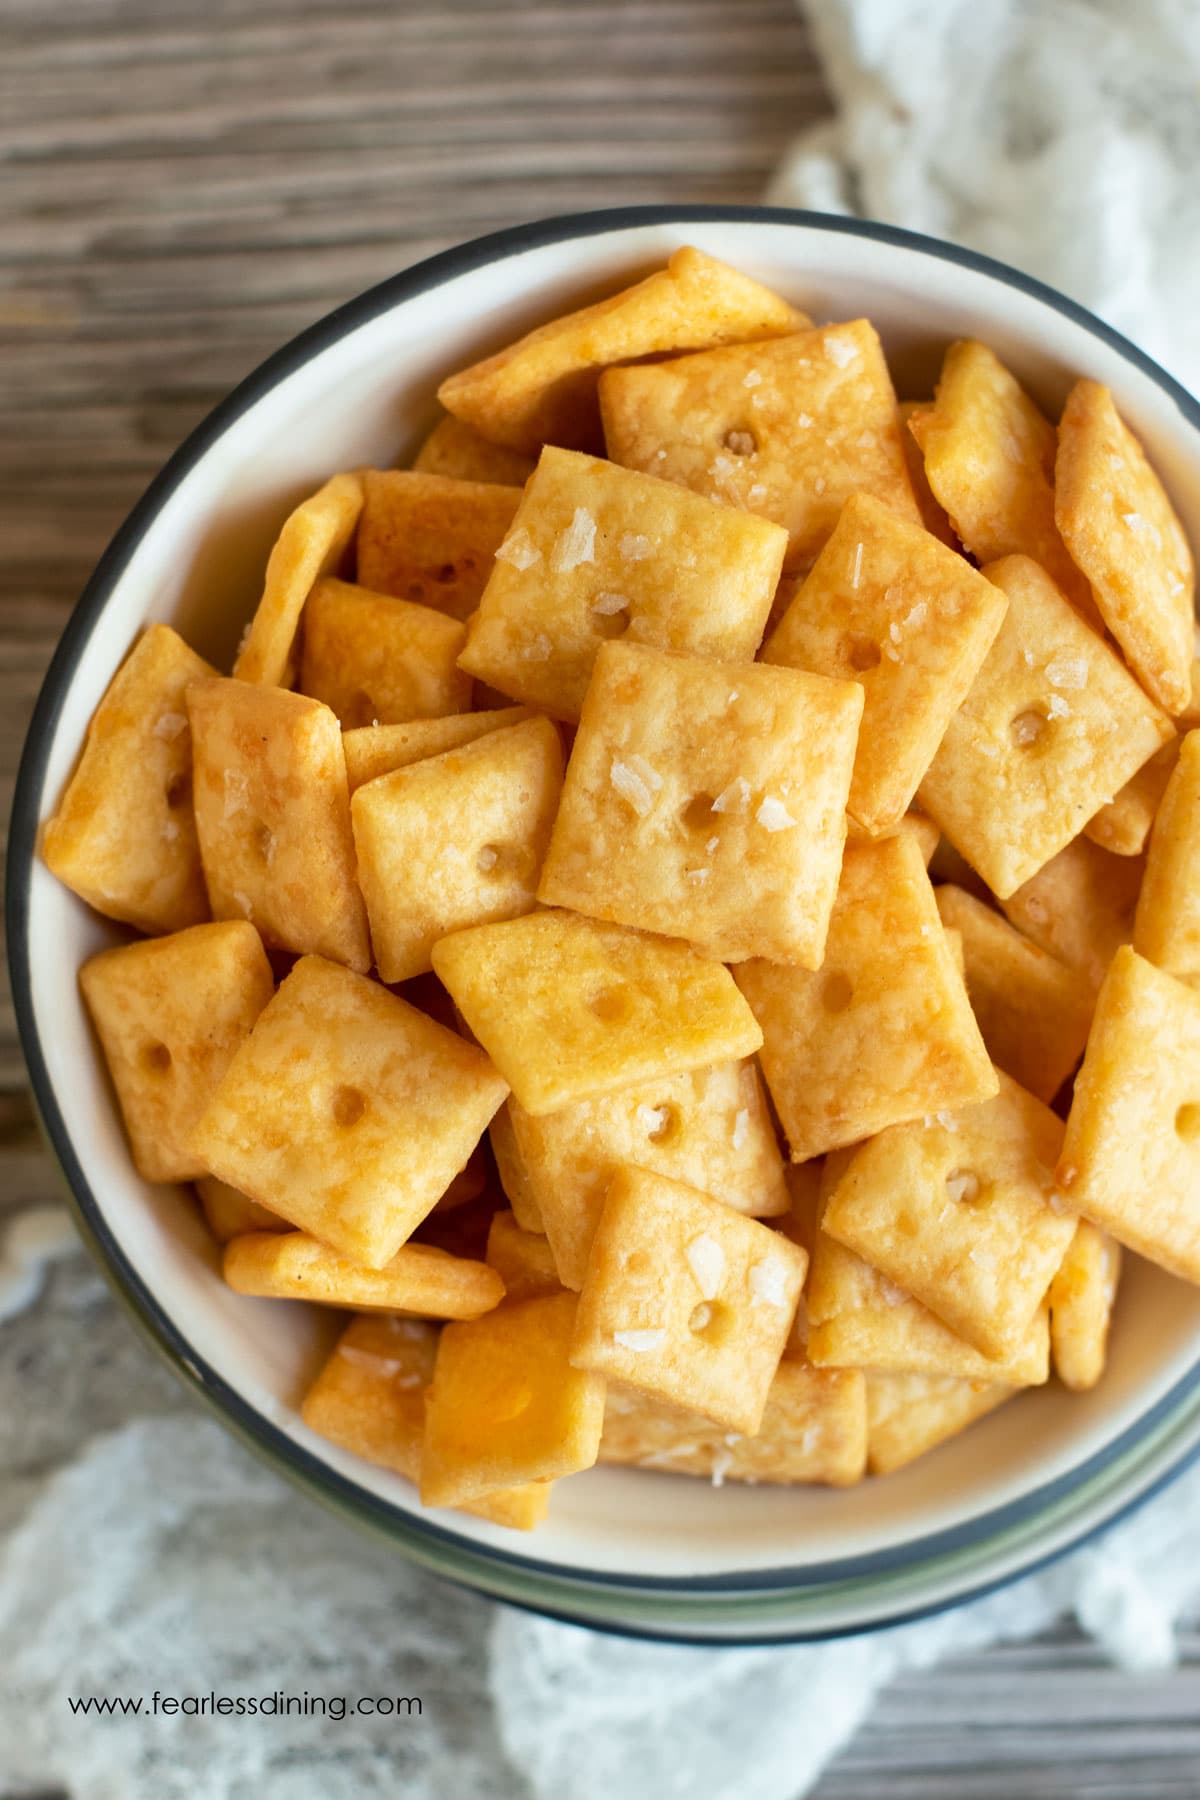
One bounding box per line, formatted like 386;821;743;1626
18;214;1200;1585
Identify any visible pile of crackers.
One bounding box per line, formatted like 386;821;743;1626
44;248;1200;1529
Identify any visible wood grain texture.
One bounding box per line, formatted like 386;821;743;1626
1;5;1198;1795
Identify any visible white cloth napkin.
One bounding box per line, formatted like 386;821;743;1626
7;4;1200;1792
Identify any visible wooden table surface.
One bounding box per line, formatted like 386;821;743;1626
3;3;1199;1794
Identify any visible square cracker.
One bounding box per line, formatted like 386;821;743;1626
411;414;536;488
1084;735;1181;857
351;717;563;981
431;908;762;1117
79;920;273;1183
537;641;861;965
485;1210;563;1302
599;1362;868;1488
1055;378;1195;713
342;707;532;790
1049;1221;1121;1393
865;1372;1014;1476
763;492;1008;832
192;954;509;1269
301;1315;549;1531
570;1166;807;1434
298;576;471;727
805;1150;1050;1384
42;624;216;935
224;1231;502;1317
934;884;1093;1103
355;469;522;623
233;472;363;687
1000;835;1143;996
919;554;1172;898
187;677;370;972
1134;729;1200;983
735;833;997;1164
509;1056;789;1291
1057;945;1200;1282
437;244;806;455
822;1071;1077;1359
457;446;788;722
421;1291;606;1505
195;1174;284;1243
600;319;920;573
908;340;1092;614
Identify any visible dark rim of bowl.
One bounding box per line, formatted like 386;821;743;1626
9;205;1200;1643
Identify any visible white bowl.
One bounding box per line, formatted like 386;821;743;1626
10;208;1200;1643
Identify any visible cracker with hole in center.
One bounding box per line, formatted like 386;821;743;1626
735;833;996;1164
1057;946;1200;1283
437;244;807;456
600;319;919;573
233;472;363;687
919;555;1172;898
342;706;533;790
999;834;1144;997
537;641;862;967
457;447;787;722
421;1291;606;1506
822;1071;1076;1360
865;1371;1015;1475
569;1166;808;1435
509;1057;788;1292
43;624;217;935
186;676;370;972
1055;378;1195;713
430;908;762;1117
908;340;1094;616
599;1360;868;1488
1048;1220;1121;1394
351;717;563;982
934;884;1094;1103
355;469;522;622
764;492;1008;832
298;576;471;727
79;921;274;1184
192;955;509;1269
1134;729;1200;984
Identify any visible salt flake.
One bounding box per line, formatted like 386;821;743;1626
550;508;596;572
731;1107;750;1152
153;712;187;741
685;1233;725;1300
495;527;542;570
749;1256;789;1309
619;532;651;562
610;757;657;817
613;1328;665;1353
712;777;751;816
755;795;796;832
825;333;859;369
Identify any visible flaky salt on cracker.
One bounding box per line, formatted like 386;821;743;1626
1133;729;1200;984
355;469;521;622
301;1315;550;1530
599;1362;868;1488
1058;946;1200;1282
600;319;919;572
920;555;1172;898
411;414;536;488
80;921;273;1184
458;447;787;722
1000;835;1143;997
233;472;363;687
865;1371;1015;1475
421;1292;606;1506
509;1057;788;1291
431;908;762;1117
192;954;508;1270
224;1230;503;1317
352;717;562;981
43;625;216;935
736;833;996;1164
570;1166;807;1434
823;1072;1076;1360
935;884;1094;1103
187;677;370;973
1048;1221;1121;1393
1056;378;1195;713
764;492;1007;832
538;641;862;966
298;577;471;726
342;707;533;790
908;341;1092;614
438;245;806;455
